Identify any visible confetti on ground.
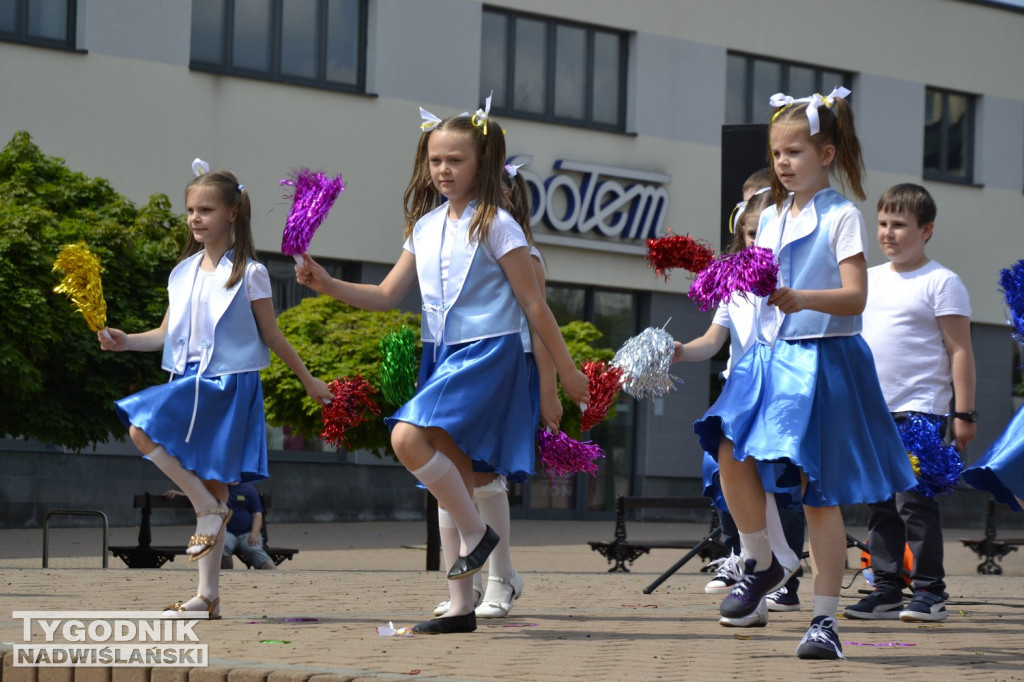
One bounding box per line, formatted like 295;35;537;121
732;634;751;640
260;640;291;644
284;617;318;622
377;621;414;637
844;642;916;647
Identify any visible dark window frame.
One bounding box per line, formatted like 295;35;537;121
726;51;854;124
0;0;77;51
482;6;628;133
923;86;977;186
189;0;368;96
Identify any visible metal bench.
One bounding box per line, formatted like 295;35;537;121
109;492;297;568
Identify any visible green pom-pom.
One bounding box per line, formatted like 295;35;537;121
379;326;419;406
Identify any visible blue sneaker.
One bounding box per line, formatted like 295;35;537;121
899;591;947;622
766;585;801;612
796;616;845;660
719;555;785;619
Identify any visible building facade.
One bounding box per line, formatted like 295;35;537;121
2;0;1023;523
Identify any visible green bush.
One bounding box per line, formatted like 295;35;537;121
0;131;183;450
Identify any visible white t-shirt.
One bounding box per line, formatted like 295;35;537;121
861;259;971;414
188;262;271;362
711;295;757;378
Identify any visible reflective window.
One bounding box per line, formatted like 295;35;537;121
190;0;366;94
0;0;75;48
924;87;975;184
481;7;628;131
726;52;853;124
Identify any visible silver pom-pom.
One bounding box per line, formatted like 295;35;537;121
611;326;680;399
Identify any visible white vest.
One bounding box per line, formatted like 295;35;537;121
412;204;527;348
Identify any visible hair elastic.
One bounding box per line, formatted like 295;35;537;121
768;86;851;135
504;162;523;177
237;184;245;191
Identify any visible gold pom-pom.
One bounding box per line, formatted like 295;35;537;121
53;242;107;333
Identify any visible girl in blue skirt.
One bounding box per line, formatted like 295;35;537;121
100;166;332;618
694;88;916;659
296;106;588;634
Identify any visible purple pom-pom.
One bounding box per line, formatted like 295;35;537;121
536;429;605;483
688;246;779;313
280;169;345;256
897;414;964;497
999;260;1024;344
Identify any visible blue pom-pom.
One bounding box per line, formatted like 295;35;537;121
999;260;1024;344
897;414;964;497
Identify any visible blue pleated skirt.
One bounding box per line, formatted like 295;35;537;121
694;335;917;507
115;362;268;483
385;333;537;482
962;404;1024;512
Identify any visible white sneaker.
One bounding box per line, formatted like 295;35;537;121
704;552;744;594
719;596;769;627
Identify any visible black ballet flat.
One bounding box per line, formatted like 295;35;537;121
446;526;500;580
411;612;477;634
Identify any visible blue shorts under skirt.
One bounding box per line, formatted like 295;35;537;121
115;362;268;483
385;334;536;483
963;404;1024;512
694;335;917;507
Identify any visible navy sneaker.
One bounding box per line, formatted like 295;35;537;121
842;589;903;620
766;585;801;612
719;555;785;619
719;596;769;628
796;616;845;660
899;591;947;622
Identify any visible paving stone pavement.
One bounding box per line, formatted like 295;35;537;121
1;520;1022;681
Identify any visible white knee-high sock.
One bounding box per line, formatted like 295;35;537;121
410;452;485;555
438;508;482;594
765;493;800;573
437;507;476;616
475;478;514;595
195;525;226;609
738;528;773;571
145;445;218;513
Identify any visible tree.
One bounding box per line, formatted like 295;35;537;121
0;131;183;450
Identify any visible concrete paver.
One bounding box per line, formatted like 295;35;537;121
2;520;1023;681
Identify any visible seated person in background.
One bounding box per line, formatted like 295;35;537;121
221;481;277;571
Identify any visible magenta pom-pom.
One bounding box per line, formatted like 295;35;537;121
536;429;605;483
280;169;345;256
688;246;779;312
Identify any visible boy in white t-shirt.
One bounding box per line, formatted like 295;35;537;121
844;183;976;623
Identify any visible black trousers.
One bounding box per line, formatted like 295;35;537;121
867;411;948;595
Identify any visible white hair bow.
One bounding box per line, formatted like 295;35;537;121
419;108;442;132
191;158;210;177
768;86;851;136
472;91;493;135
504;162;523;177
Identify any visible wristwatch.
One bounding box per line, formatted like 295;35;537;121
953;410;979;423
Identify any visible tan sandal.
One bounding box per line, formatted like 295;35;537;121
162;593;221;620
187;505;233;562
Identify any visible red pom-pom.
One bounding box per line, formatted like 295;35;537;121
646;231;716;281
320;375;381;448
580;361;624;431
